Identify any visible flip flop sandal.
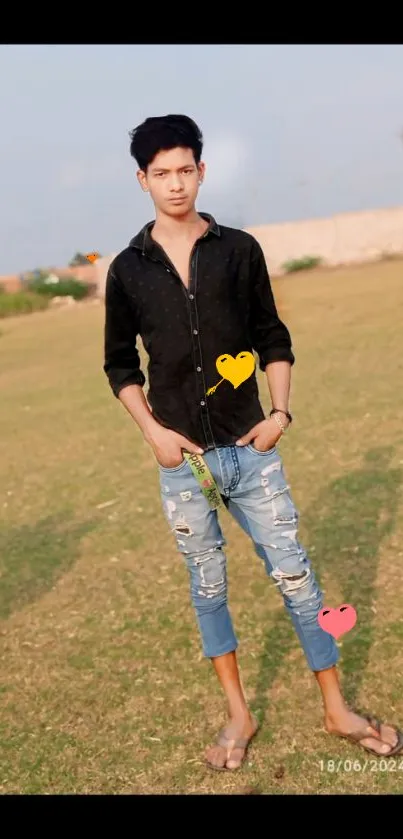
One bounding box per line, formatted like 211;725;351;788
205;715;260;772
332;714;403;757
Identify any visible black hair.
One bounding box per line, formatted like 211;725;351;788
129;114;203;171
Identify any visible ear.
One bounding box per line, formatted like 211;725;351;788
137;169;148;192
197;161;206;184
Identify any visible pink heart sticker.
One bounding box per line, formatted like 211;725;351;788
318;604;357;639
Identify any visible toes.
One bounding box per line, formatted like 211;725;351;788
225;747;245;770
379;724;399;749
361;736;394;755
364;722;399;752
205;745;227;768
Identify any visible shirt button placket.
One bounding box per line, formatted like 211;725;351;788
190;296;206;418
189;283;212;448
192;310;202;380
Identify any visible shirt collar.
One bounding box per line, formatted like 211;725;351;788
129;212;221;255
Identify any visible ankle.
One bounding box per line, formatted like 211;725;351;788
324;703;350;723
229;707;254;726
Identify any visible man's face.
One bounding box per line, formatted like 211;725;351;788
137;146;205;216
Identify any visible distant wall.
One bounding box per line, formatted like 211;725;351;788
245;205;403;275
0;263;97;293
94;254;117;298
2;205;403;293
51;264;97;284
0;274;21;293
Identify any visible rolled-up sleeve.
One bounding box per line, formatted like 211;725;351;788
248;238;295;370
103;264;146;397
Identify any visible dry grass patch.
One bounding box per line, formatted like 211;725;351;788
1;259;403;793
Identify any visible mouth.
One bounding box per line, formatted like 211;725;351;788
168;196;187;203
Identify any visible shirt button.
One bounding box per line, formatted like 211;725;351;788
197;366;201;372
200;400;205;406
166;268;170;272
193;329;198;335
189;293;194;300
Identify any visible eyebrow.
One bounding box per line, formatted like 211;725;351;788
151;165;195;173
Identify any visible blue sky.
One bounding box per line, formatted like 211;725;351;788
1;44;402;274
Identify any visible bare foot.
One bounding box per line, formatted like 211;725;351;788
325;708;400;755
205;712;259;770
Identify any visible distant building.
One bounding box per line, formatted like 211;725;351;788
94;254;117;299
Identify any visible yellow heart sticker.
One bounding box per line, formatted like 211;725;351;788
206;351;256;395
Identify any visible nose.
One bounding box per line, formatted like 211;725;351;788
169;174;184;193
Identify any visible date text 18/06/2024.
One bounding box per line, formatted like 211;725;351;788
319;758;403;772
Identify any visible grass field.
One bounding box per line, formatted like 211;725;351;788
1;258;403;795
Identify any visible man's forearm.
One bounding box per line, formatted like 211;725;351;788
117;383;159;440
264;361;291;413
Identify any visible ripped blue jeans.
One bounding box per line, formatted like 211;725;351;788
158;443;339;671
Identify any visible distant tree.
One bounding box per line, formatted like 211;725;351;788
69;252;101;267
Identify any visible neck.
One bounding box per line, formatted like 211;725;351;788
153;207;205;239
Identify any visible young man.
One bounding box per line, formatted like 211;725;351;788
103;114;402;770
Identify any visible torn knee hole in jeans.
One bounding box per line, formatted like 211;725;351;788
263;486;290;502
173;513;194;537
274;515;298;527
194;547;225;599
272;566;311;593
267;528;300;553
267;487;298;529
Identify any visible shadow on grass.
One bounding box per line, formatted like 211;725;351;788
0;512;97;620
253;446;402;718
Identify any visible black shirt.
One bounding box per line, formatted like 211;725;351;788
103;212;295;450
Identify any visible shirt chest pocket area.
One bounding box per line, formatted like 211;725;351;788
134;275;190;344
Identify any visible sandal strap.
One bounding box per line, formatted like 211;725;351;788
367;715;382;734
216;731;248;749
347;715;382;742
215;730;232;749
231;736;250;749
216;726;256;751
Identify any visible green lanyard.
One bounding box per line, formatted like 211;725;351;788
183;452;226;511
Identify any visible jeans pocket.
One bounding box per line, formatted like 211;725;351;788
245;443;277;456
157;458;188;473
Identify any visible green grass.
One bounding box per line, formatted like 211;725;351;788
282;255;323;273
0;291;50;318
1;261;403;794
